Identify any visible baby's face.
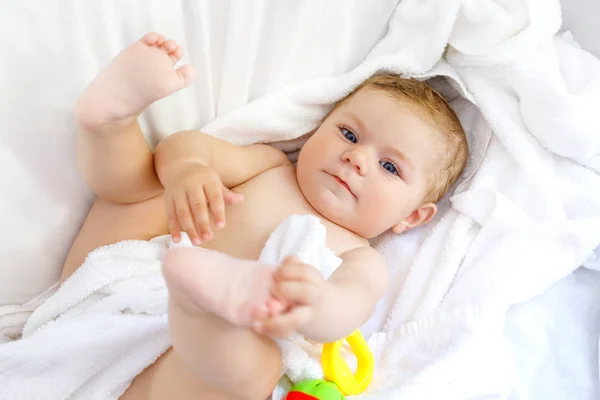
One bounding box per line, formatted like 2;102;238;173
296;88;442;238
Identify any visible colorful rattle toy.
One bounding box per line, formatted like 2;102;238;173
285;329;374;400
284;379;344;400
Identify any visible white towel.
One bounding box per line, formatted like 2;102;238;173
0;215;342;399
0;284;57;344
0;239;171;400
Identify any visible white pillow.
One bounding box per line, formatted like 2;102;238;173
0;0;398;305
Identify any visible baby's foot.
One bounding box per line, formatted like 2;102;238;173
77;32;195;129
163;247;278;326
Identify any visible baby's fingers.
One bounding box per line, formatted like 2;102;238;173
188;188;211;243
166;196;182;243
254;306;312;338
266;297;287;316
204;183;226;230
274;280;319;306
173;193;202;245
277;259;322;283
223;187;244;205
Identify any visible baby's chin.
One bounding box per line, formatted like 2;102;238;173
303;188;349;224
306;196;369;237
297;177;372;237
317;200;395;238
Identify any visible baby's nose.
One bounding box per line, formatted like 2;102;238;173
342;147;370;175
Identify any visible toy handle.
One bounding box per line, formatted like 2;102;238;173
321;329;374;395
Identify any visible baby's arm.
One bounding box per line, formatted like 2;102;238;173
155;130;289;189
263;247;388;342
302;247;387;342
154;130;290;242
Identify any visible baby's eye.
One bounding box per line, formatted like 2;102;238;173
341;128;357;143
380;160;400;176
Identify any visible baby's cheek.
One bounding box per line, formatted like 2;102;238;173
359;191;389;227
371;187;405;222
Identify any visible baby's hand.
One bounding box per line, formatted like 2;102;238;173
163;163;244;245
253;255;325;338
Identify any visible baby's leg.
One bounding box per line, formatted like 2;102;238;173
162;247;283;397
76;33;194;204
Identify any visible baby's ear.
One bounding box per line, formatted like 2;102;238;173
392;203;437;234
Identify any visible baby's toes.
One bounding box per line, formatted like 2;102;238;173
266;298;286;317
249;303;270;321
238;302;266;326
141;32;159;46
161;40;180;62
142;32;166;47
171;46;184;61
162;39;177;53
176;64;195;87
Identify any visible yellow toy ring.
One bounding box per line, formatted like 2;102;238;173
321;329;374;395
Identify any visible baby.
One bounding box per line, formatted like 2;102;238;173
67;33;467;400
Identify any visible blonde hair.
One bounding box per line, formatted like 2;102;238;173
333;73;468;203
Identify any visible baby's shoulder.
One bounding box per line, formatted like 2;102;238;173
336;245;388;292
339;245;383;264
324;222;371;256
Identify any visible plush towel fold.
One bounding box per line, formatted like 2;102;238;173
0;239;171;399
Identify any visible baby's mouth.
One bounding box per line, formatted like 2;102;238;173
329;173;356;198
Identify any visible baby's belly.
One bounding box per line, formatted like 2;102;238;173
203;201;311;260
201;218;277;260
202;166;316;260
